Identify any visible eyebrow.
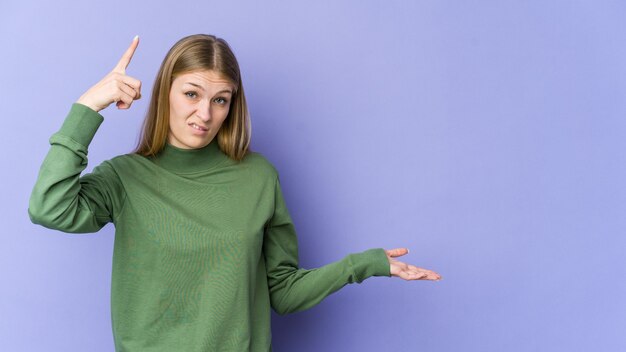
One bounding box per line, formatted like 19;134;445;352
184;82;233;95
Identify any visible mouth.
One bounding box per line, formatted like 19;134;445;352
188;122;208;131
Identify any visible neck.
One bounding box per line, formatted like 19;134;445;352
151;138;229;173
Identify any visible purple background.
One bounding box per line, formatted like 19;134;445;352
2;1;625;351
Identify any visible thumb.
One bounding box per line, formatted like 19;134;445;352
386;248;409;257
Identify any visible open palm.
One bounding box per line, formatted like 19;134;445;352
385;248;442;281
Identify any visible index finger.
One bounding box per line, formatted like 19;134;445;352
114;35;139;73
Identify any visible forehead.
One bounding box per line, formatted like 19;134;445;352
172;70;234;92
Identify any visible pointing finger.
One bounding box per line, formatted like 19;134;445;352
114;35;139;73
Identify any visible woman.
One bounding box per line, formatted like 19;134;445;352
28;34;441;351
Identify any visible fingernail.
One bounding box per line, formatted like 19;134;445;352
134;35;139;41
406;248;410;253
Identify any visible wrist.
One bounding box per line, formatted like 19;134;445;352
76;97;101;113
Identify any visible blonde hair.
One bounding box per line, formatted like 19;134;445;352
133;34;251;161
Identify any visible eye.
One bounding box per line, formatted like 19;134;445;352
214;97;229;105
185;91;198;98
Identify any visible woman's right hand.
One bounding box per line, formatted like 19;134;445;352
76;35;142;113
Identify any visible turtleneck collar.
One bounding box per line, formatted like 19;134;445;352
151;138;230;173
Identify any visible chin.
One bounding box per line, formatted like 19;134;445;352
187;139;211;149
168;130;216;149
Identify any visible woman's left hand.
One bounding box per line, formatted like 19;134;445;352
385;248;442;281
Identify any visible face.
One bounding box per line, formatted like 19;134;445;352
167;70;235;149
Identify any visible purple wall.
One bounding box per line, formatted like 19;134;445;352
2;1;625;351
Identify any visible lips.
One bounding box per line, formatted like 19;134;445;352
189;122;208;131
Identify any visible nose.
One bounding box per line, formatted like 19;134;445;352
196;99;211;122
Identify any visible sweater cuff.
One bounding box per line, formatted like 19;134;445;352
53;103;104;148
348;248;391;283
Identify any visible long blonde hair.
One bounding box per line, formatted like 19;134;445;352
133;34;251;161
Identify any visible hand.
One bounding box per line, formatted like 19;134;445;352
385;248;442;281
76;35;142;112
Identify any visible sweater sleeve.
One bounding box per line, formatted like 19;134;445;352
263;174;391;315
28;103;125;233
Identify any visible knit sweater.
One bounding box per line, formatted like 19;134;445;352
28;103;391;352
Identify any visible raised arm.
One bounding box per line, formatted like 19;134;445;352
28;36;142;233
28;104;124;232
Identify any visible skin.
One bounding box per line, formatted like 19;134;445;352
386;248;441;281
75;36;443;282
167;70;234;149
77;35;142;112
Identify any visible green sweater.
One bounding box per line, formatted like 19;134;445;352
28;103;391;352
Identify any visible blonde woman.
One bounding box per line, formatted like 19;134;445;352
28;34;441;351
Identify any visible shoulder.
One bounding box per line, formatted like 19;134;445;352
241;151;279;179
106;153;144;166
97;153;151;173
